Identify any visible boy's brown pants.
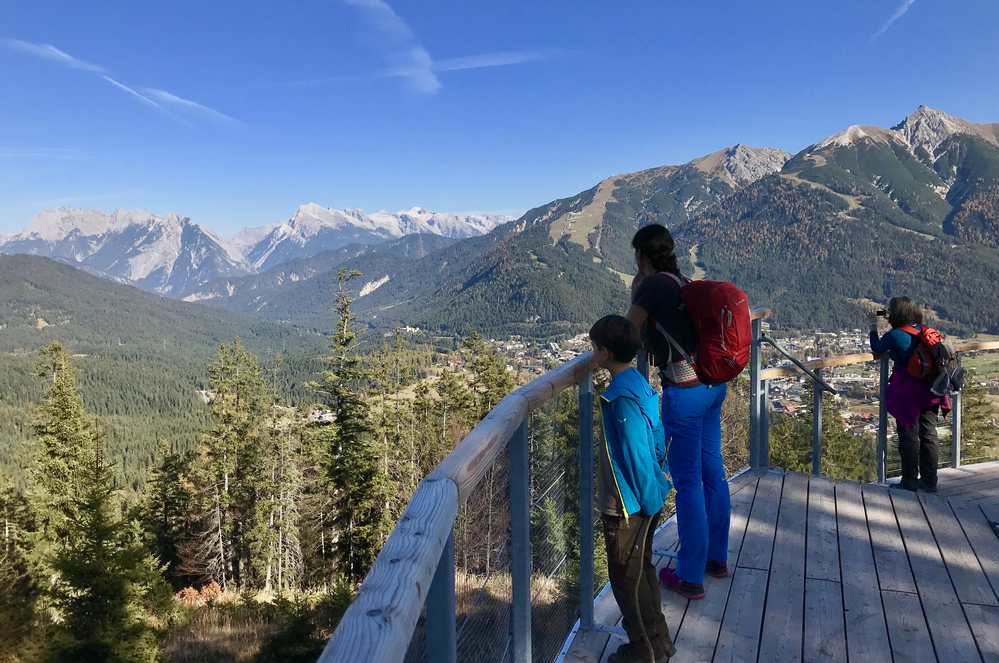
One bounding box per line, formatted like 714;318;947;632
602;511;674;660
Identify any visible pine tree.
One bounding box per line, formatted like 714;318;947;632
309;269;390;583
0;474;36;662
27;344;170;662
185;339;273;589
141;441;194;588
250;409;305;592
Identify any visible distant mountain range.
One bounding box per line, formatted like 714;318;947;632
0;204;510;297
4;106;999;337
218;105;997;337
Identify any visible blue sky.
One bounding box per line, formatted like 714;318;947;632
2;0;998;236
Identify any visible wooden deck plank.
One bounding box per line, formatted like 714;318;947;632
920;494;998;606
891;490;981;662
806;475;839;582
759;472;809;663
712;567;768;663
563;628;612;663
963;603;999;663
952;504;999;601
863;484;917;593
737;471;784;570
835;481;892;662
803;578;847;663
669;475;759;663
881;590;936;663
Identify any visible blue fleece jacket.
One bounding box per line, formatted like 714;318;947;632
870;325;920;364
599;368;672;518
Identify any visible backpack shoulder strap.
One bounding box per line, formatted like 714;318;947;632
654;320;694;365
898;325;921;337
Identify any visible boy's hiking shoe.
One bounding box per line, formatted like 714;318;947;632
607;642;671;663
889;480;918;492
918;479;938;493
705;560;729;578
659;567;705;600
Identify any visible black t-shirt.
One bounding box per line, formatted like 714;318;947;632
632;273;697;367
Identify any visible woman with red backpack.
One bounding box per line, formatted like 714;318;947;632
869;297;951;492
627;224;733;601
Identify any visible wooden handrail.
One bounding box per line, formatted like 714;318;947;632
759;338;999;380
320;351;596;663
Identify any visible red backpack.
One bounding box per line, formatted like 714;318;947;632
656;276;752;384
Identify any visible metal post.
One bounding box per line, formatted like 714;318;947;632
426;532;456;663
749;318;763;468
877;357;889;483
509;420;532;663
951;391;962;469
760;380;770;468
812;369;823;476
577;371;594;629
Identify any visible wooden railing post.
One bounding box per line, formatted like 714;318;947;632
426;532;456;663
877;357;889;483
509;420;532;663
812;369;823;476
577;371;594;629
951;391;962;469
749;318;763;468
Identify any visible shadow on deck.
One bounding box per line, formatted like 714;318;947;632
559;462;999;663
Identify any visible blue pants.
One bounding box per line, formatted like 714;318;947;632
663;383;730;585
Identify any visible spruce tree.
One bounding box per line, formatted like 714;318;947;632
0;474;36;661
250;409;305;592
186;339;273;589
309;269;389;583
27;343;170;663
141;441;194;588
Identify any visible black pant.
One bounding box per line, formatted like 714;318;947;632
897;408;939;489
602;511;674;660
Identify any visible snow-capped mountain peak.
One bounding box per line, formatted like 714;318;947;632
1;207;248;296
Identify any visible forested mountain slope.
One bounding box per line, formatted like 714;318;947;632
0;255;325;489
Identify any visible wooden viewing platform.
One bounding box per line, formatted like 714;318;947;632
559;462;999;663
320;308;999;663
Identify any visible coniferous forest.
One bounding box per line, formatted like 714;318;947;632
2;258;998;662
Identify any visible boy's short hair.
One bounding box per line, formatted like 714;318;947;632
589;315;641;363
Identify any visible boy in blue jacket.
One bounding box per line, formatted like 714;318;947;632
589;315;674;663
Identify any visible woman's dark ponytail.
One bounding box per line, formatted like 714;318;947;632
631;224;680;275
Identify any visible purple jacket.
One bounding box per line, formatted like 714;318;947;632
885;368;952;428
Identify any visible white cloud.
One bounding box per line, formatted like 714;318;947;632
343;0;441;93
4;38;241;125
143;88;244;126
102;76;163;110
2;39;106;73
334;2;560;93
434;49;561;73
871;0;916;41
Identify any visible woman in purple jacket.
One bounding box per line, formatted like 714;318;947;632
870;297;950;492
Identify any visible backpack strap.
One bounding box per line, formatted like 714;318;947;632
654;320;694;366
898;325;922;337
651;271;693;365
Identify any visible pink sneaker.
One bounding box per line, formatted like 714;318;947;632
659;567;705;600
